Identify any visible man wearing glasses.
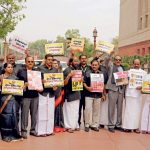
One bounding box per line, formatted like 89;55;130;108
106;55;125;133
17;56;39;139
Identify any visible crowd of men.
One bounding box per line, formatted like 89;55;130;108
0;53;149;142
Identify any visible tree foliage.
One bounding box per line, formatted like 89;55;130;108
28;39;50;59
0;0;26;39
111;36;119;51
84;38;93;57
28;29;94;58
65;29;80;39
55;35;65;43
122;53;150;69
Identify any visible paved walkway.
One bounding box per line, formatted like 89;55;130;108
0;129;150;150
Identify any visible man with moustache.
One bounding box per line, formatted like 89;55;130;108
106;55;125;133
36;54;58;136
83;59;107;132
122;59;147;133
78;54;90;127
63;56;81;133
17;56;39;139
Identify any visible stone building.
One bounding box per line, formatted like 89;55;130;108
119;0;150;56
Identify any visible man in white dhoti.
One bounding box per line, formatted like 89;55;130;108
123;59;146;133
63;57;81;133
141;74;150;134
36;54;58;136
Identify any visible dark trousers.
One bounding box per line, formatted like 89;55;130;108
78;93;85;126
15;97;21;124
21;97;39;134
108;90;124;129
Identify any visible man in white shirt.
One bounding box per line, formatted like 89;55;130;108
122;59;146;133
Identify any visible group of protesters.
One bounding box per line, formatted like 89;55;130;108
0;52;149;143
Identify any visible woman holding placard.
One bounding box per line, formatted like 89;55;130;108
0;63;22;142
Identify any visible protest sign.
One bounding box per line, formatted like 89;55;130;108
129;69;145;88
96;41;114;54
2;79;24;95
9;36;28;54
113;71;128;86
44;73;64;88
70;38;85;52
27;70;43;91
142;74;150;94
72;70;83;91
45;43;64;55
90;73;104;92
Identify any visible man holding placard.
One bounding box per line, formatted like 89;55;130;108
83;59;107;132
36;54;58;136
17;56;40;139
63;56;81;133
123;59;147;133
78;54;90;127
106;55;126;133
141;73;150;133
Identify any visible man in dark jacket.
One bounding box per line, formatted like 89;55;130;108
106;55;125;133
17;56;39;139
78;54;90;127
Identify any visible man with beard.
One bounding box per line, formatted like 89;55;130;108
123;59;147;133
78;54;90;127
63;56;81;133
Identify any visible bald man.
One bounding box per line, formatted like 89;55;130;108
122;59;146;133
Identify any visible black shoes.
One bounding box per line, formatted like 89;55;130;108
30;131;37;136
90;127;99;132
21;132;27;139
99;124;105;129
115;126;124;132
85;127;90;132
108;128;115;133
3;137;12;142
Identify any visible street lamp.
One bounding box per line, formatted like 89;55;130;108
93;27;97;51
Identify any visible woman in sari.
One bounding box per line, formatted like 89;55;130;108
0;63;22;142
53;59;65;132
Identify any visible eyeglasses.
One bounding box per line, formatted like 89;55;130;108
115;59;121;62
27;61;34;63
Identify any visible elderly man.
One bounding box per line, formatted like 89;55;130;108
106;55;125;133
123;59;146;133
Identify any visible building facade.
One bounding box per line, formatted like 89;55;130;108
119;0;150;56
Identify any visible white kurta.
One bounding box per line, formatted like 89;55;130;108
122;69;147;130
63;100;79;129
36;94;55;135
141;95;150;132
122;86;143;129
99;96;108;125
